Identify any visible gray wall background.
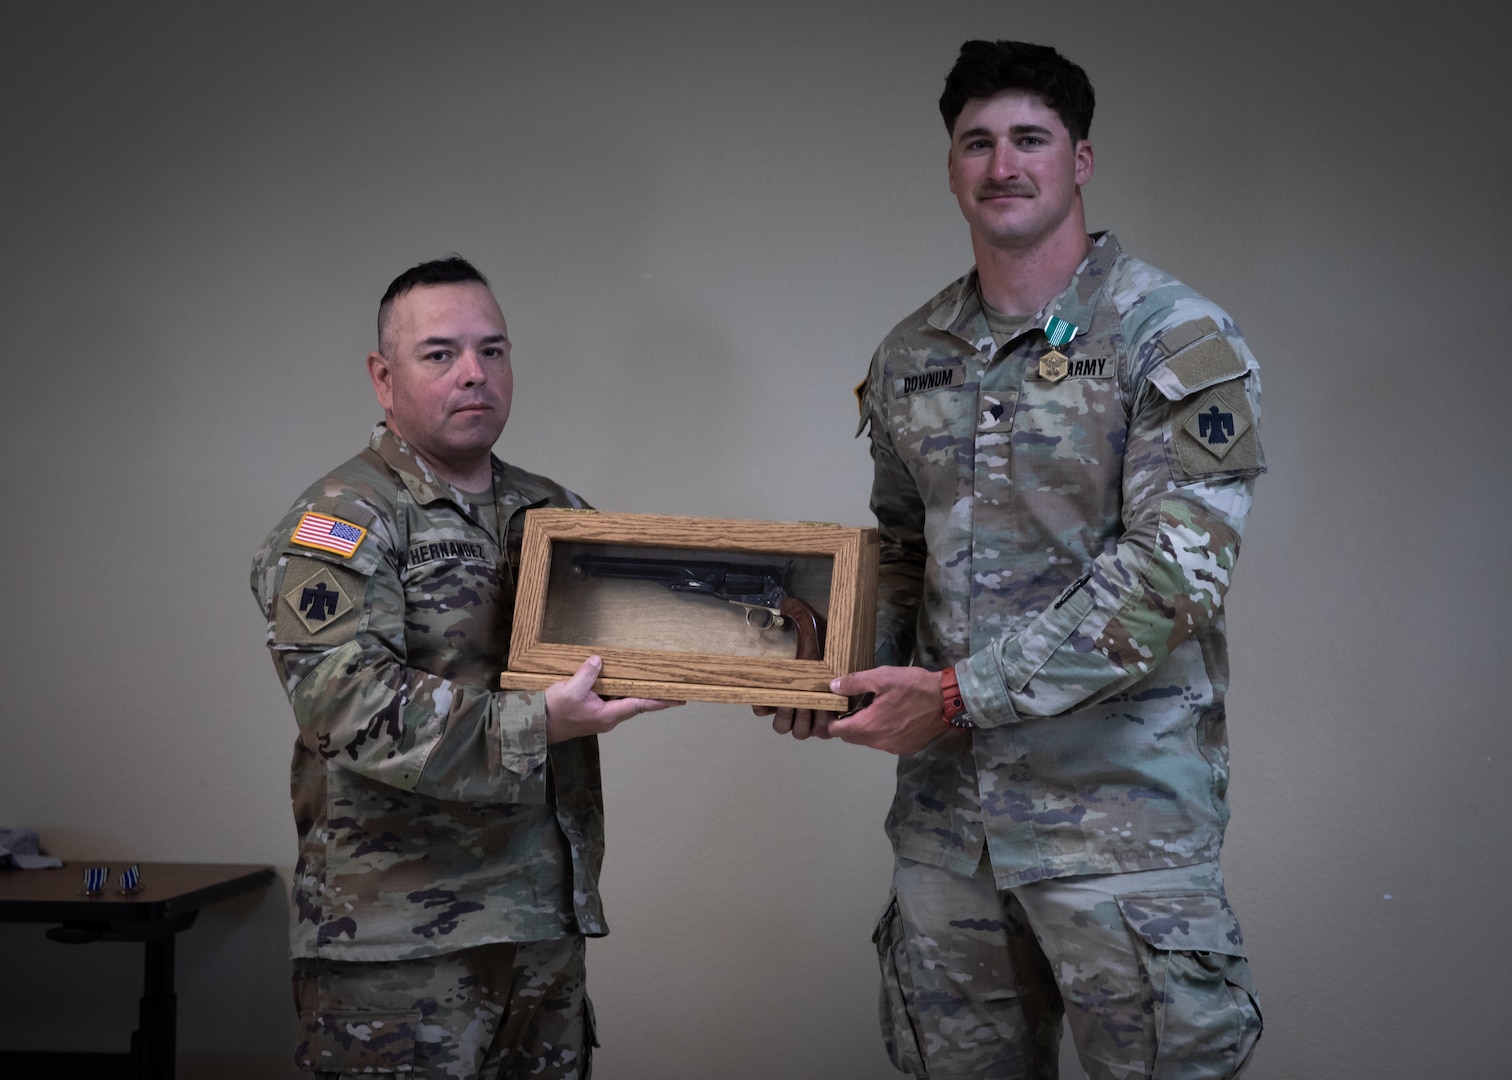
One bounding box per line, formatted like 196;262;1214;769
2;2;1508;1077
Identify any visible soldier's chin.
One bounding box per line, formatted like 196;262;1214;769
451;421;507;451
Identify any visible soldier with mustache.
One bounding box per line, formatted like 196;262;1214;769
808;41;1268;1079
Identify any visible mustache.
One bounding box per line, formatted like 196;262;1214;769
976;182;1036;198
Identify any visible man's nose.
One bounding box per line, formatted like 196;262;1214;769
989;143;1019;178
456;348;488;386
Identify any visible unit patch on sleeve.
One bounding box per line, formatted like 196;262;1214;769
275;556;365;645
290;511;368;558
1173;379;1262;477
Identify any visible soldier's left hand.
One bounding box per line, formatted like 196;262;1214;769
826;666;947;755
544;655;682;743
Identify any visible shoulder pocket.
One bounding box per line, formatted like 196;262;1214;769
1145;330;1264;481
854;373;873;437
1168;374;1263;479
281;498;388;577
1149;326;1248;398
271;556;368;647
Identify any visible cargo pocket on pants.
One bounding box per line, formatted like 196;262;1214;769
1116;894;1263;1078
295;1009;421;1073
581;993;598;1080
872;892;927;1076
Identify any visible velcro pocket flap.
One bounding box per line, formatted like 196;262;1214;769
1116;893;1247;958
1147;334;1250;402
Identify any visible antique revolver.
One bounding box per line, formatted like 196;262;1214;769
568;553;825;661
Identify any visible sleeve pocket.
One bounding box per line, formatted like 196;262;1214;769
1004;581;1097;693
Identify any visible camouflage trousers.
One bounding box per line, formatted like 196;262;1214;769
873;855;1261;1080
292;936;595;1078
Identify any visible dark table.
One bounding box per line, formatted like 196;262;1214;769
0;861;276;1079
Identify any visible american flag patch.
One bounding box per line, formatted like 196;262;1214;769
291;512;368;558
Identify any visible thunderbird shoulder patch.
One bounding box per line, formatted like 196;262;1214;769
290;511;367;558
275;557;365;646
1172;377;1262;477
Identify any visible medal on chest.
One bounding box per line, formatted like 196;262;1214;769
1039;316;1080;383
1039;349;1069;382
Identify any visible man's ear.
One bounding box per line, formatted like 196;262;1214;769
1074;140;1095;188
367;351;394;412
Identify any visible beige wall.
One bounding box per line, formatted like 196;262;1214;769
2;2;1507;1076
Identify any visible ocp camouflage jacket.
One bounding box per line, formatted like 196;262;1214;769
252;424;604;960
862;232;1266;887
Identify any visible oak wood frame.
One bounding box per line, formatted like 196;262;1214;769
500;509;878;709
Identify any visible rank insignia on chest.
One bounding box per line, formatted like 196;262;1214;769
1039;349;1069;382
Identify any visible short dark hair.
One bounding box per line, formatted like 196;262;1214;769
938;40;1095;144
376;255;490;352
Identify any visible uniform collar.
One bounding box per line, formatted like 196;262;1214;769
928;231;1122;349
369;422;467;508
368;422;560;525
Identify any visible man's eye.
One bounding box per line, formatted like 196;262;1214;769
424;351;451;363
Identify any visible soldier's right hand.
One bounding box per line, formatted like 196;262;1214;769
544;655;682;743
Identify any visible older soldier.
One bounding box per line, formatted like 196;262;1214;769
824;42;1266;1078
251;256;677;1079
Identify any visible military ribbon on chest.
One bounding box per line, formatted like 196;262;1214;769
1039;316;1080;383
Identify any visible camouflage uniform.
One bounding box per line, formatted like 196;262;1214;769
292;938;592;1078
252;423;602;1077
861;233;1264;1078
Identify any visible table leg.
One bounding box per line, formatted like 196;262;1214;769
136;932;177;1079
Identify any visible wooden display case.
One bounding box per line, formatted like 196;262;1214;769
499;510;878;709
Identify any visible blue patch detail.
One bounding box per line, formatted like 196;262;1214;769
1198;406;1235;444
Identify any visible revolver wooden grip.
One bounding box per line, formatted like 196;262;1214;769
779;596;825;661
